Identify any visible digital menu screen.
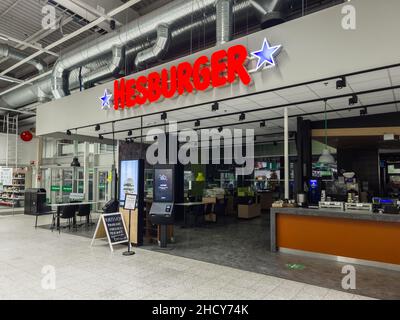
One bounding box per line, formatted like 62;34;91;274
119;160;139;206
154;169;173;202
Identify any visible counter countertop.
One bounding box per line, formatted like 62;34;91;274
270;207;400;223
270;207;400;253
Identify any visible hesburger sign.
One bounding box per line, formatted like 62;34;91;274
113;44;251;110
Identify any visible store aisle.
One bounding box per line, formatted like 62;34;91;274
0;214;373;300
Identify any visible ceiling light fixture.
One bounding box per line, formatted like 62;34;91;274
95;124;101;131
218;126;223;132
239;113;245;121
195;120;200;127
70;157;81;167
349;94;358;105
127;129;132;136
99;134;104;140
161;112;167;120
336;76;347;90
66;130;71;136
212;102;219;112
360;107;368;116
260;120;266;127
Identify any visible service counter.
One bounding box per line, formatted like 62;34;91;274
270;207;400;269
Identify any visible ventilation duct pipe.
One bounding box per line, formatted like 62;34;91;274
0;43;46;74
250;0;291;29
216;0;233;44
50;0;255;99
0;0;294;109
82;45;125;87
134;23;171;69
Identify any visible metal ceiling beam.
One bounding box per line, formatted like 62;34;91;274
134;0;173;16
0;0;24;17
69;0;139;23
0;0;142;77
0;70;52;97
0;33;59;57
52;0;117;33
0;106;35;115
0;75;24;84
14;16;74;52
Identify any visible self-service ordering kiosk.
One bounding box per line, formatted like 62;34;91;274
149;164;183;248
149;166;179;247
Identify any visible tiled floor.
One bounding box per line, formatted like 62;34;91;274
0;214;374;300
145;214;400;299
0;207;23;216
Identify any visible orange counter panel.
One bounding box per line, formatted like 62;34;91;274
276;213;400;265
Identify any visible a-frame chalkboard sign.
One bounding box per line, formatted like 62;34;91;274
91;212;129;252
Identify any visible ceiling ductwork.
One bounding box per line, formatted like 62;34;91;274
0;43;46;74
134;23;171;69
0;0;296;111
251;0;291;29
216;0;233;45
82;45;125;88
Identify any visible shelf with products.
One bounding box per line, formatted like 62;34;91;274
0;196;24;200
0;201;14;207
0;168;31;208
3;185;25;187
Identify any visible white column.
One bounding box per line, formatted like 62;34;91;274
284;107;289;200
83;142;90;201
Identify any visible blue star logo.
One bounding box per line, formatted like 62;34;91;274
100;89;112;110
251;38;282;71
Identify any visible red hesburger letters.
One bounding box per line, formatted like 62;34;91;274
114;45;251;110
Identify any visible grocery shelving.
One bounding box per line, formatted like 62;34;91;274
0;168;31;208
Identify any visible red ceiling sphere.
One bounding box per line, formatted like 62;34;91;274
20;130;33;142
